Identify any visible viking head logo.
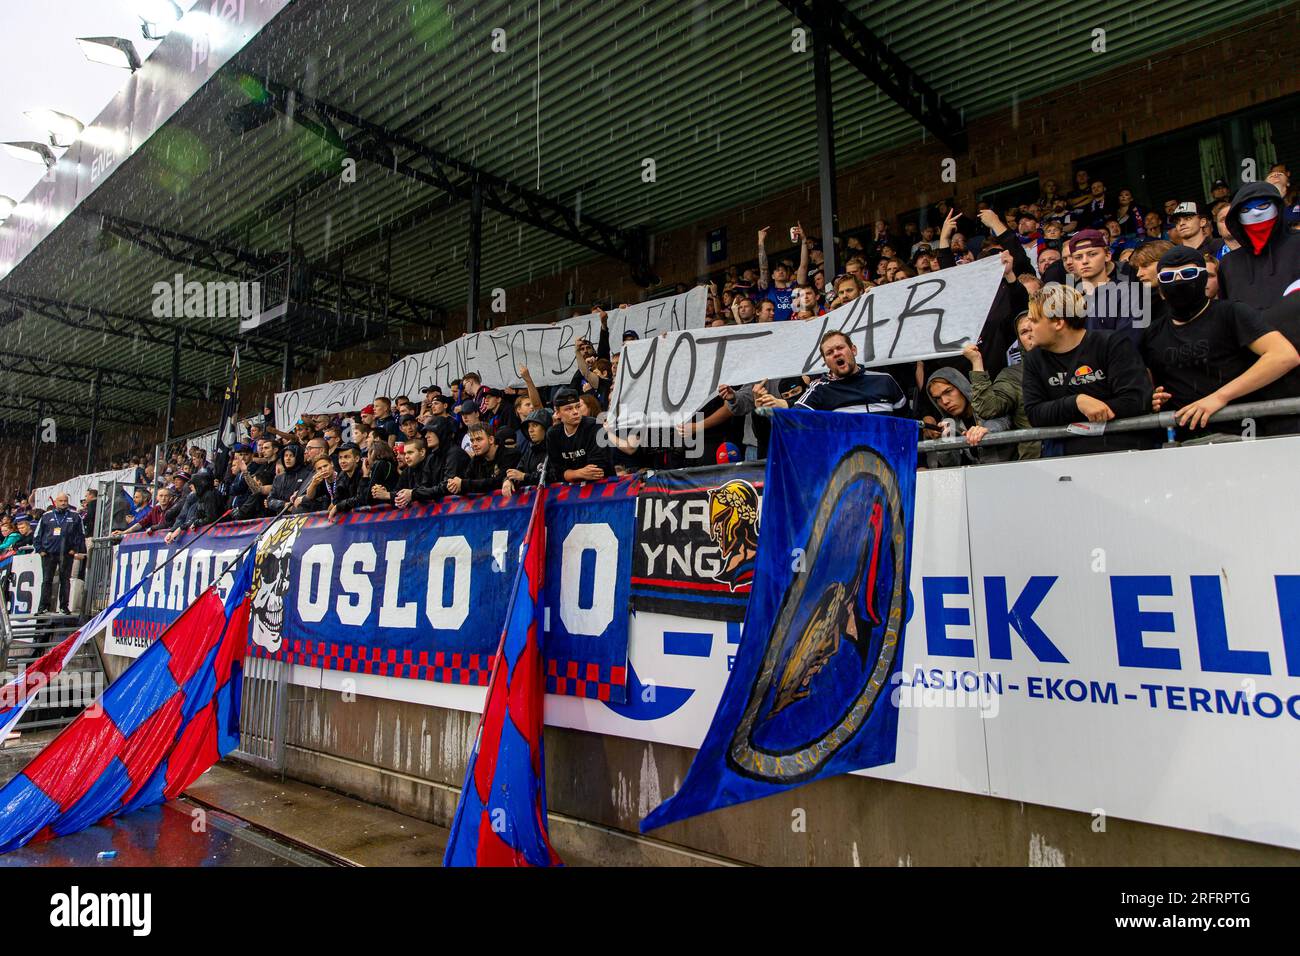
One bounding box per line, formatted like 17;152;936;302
249;515;308;653
708;479;760;592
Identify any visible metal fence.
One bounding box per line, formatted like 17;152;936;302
914;396;1300;455
233;653;291;773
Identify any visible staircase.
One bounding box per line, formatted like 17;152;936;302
0;601;107;736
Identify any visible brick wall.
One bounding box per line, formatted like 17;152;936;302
13;5;1297;495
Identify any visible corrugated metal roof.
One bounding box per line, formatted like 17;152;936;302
0;0;1290;428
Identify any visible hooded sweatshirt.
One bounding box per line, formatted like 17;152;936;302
1219;183;1300;317
267;444;313;512
923;367;1015;468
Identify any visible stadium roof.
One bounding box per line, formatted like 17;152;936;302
0;0;1290;432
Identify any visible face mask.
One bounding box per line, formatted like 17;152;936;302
1240;198;1278;254
1160;272;1210;318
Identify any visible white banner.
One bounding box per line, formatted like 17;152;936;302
609;258;1004;426
32;467;137;510
274;288;706;426
164;436;1300;851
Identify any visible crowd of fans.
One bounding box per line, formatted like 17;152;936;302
1;164;1298;568
702;162;1300;464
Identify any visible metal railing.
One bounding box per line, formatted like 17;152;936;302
916;397;1300;455
233;653;291;773
0;612;107;731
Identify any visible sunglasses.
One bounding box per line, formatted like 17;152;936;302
1157;266;1206;283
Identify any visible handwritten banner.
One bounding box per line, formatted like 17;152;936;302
274;287;706;426
608;259;1004;427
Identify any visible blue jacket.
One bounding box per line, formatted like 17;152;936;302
34;508;86;556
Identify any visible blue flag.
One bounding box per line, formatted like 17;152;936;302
641;409;917;831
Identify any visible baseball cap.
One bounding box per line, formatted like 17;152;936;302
399;414;419;424
1211;178;1230;191
478;386;499;399
173;471;191;482
455;402;479;416
622;330;640;342
1065;229;1108;253
552;387;581;409
360;403;376;415
1172;201;1203;218
524;408;553;429
1157;245;1205;270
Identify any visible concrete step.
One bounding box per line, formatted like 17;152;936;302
185;761;452;866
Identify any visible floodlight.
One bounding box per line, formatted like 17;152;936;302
136;0;183;40
2;142;56;167
76;36;142;72
25;109;85;149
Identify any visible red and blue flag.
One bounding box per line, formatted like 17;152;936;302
444;490;562;867
0;551;255;853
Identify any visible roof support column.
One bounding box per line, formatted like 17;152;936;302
85;368;103;475
813;6;840;280
466;178;483;333
162;329;181;454
28;399;44;495
281;340;293;393
284;195;299;390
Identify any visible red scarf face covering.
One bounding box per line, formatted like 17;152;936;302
1244;219;1274;254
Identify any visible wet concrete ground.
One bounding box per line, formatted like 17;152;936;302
0;730;448;867
186;762;450;865
1;727;449;866
0;799;333;867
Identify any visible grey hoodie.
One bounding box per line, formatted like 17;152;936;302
924;366;1015;467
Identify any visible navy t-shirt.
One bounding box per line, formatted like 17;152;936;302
763;284;795;321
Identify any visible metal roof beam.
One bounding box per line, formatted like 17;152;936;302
83;210;445;329
0;350;212;404
777;0;967;153
0;394;155;427
239;73;651;275
0;288;287;370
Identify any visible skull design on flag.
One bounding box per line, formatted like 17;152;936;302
249;515;308;653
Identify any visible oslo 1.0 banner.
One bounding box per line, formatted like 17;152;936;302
108;486;637;703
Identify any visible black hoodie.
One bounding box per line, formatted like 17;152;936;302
267;445;312;512
177;471;223;530
1219;183;1300;317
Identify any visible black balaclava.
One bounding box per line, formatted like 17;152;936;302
1157;246;1210;319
